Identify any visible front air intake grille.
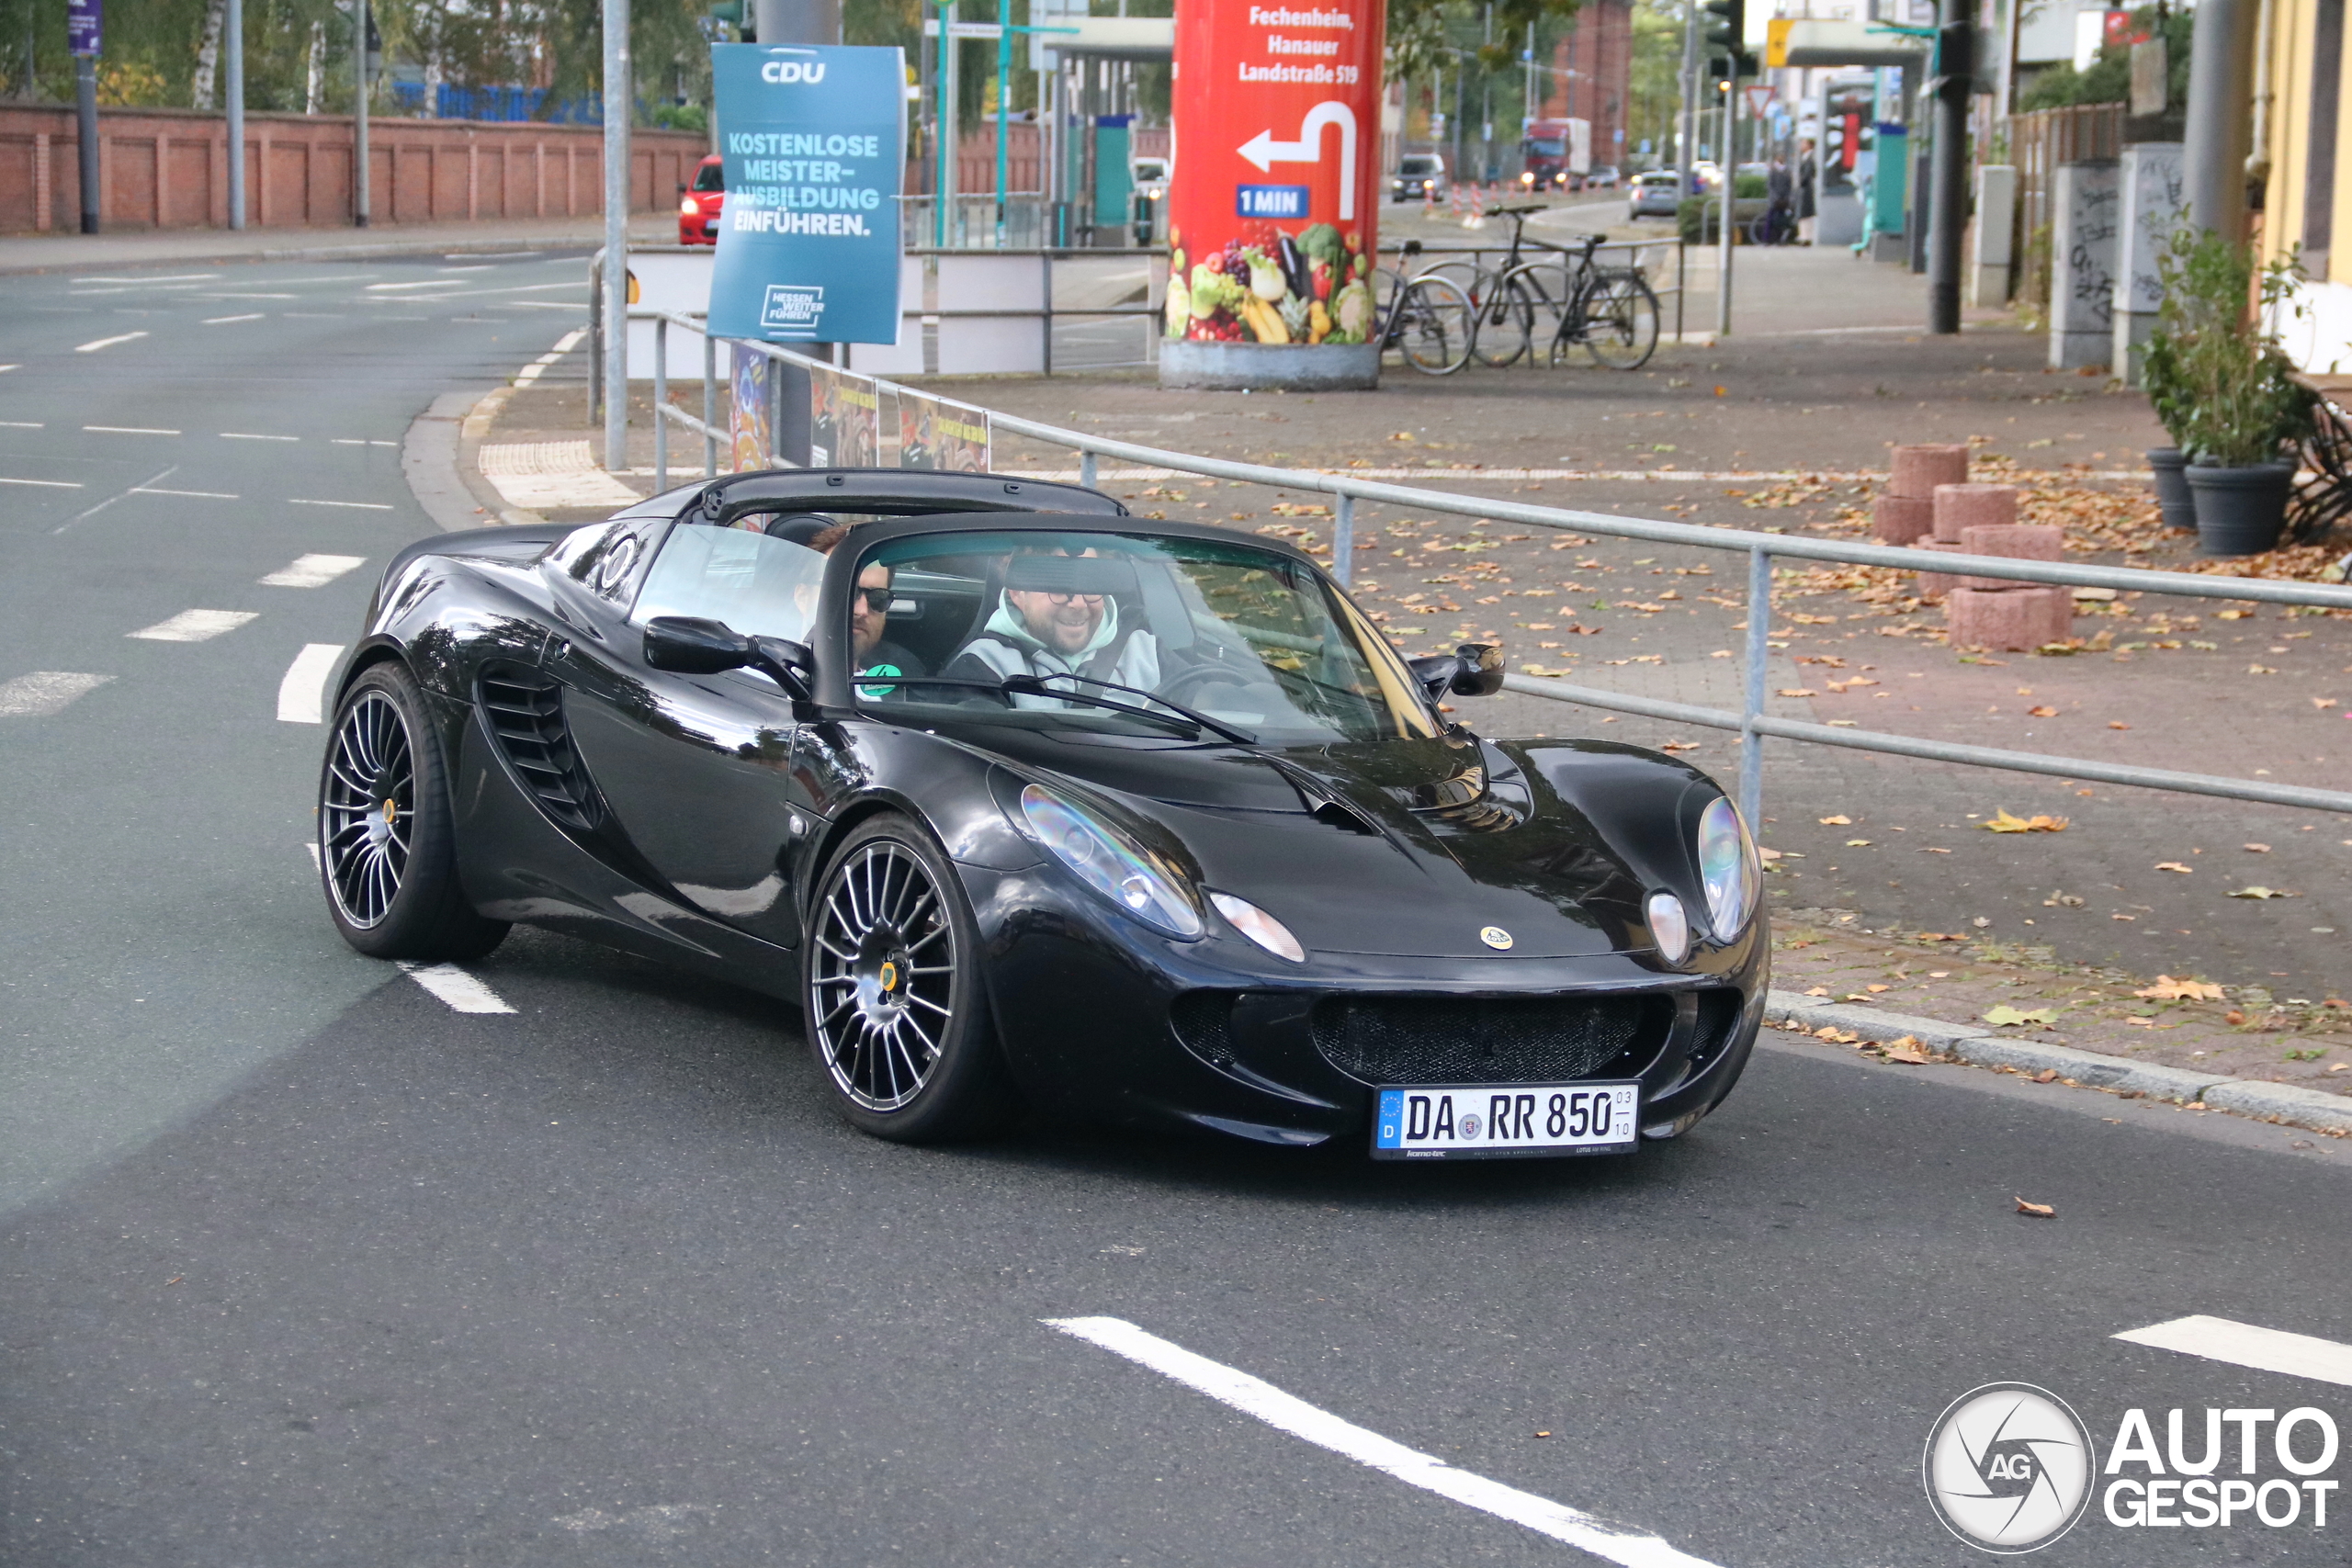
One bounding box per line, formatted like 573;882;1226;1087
1170;991;1238;1067
478;664;602;831
1312;994;1667;1086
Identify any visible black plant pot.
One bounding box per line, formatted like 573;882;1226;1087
2184;461;2296;557
2146;446;2195;530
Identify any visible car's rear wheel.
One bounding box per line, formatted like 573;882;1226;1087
319;661;509;962
804;815;1018;1142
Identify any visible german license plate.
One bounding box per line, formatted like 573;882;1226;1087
1372;1083;1641;1160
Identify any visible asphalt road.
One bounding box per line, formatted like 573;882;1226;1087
6;254;2351;1567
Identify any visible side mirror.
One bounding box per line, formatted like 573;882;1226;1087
1408;642;1506;702
644;615;753;673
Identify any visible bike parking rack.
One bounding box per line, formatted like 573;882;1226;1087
624;307;2352;829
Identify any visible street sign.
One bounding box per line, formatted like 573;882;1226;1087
706;43;907;345
66;0;101;58
1744;85;1775;118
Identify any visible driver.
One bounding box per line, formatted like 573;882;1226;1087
943;547;1159;707
848;558;926;701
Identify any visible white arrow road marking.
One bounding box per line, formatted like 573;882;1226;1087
276;644;346;722
73;331;150;353
129;609;260;642
1045;1317;1724;1568
2116;1315;2352;1389
0;671;113;717
1237;101;1360;220
397;963;517;1014
261;554;368;588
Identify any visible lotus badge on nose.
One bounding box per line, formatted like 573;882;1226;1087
1479;926;1514;951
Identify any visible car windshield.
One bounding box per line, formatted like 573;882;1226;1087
629;520;826;643
1400;156;1442;175
850;529;1440;745
692;161;725;192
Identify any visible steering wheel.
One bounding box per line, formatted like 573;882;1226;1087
1158;661;1284;707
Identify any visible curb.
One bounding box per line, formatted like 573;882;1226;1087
0;227;666;277
1764;990;2352;1137
401;387;511;534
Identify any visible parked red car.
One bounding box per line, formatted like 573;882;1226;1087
679;154;723;245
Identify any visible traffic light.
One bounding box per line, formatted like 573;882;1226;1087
1702;0;1758;80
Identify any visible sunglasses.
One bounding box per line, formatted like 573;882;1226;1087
854;587;894;612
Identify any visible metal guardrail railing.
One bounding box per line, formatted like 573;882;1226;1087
620;307;2352;829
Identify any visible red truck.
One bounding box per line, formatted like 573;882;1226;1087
1518;118;1592;193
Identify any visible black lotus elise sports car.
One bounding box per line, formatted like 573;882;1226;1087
319;468;1766;1157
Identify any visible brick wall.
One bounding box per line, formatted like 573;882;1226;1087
0;104;707;234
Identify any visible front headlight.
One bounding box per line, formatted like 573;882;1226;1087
1645;890;1690;964
680;196;699;216
1696;795;1758;939
1019;784;1203;939
1208;891;1305;963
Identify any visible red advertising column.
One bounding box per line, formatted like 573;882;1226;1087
1160;0;1387;389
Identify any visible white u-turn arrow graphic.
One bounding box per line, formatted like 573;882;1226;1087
1237;100;1359;221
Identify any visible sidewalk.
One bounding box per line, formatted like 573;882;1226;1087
0;215;673;276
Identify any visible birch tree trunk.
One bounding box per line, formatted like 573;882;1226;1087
192;0;226;110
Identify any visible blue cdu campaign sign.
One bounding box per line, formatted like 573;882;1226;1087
707;43;906;344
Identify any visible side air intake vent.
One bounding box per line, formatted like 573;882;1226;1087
478;663;603;831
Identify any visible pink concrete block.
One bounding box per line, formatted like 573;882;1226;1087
1890;444;1970;499
1945;585;2075;651
1914;539;1965;600
1931;482;2018;542
1955;524;2064;591
1873;494;1937;545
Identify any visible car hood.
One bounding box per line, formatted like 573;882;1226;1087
967;726;1657;960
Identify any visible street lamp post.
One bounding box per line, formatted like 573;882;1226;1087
68;0;99;233
226;0;244;230
602;0;630;471
354;0;371;227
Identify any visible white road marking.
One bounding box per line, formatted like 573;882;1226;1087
330;438;399;446
510;300;589;310
193;291;297;299
129;609;260;642
73;331;150;353
0;671;113;717
304;841;321;873
55;464;178;532
1045;1317;1723;1568
276;643;345;721
0;364;18;373
221;432;300;442
73;272;219;283
367;280;468;292
85;424;180;435
133;486;239;498
2116;1315;2352;1389
261;554;367;588
437;264;496;273
288;498;394;511
0;420;41;427
203;313;266;324
514;329;586;384
397;963;517;1015
0;476;83;488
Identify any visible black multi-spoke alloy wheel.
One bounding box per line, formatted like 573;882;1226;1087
318;661;509;961
804;815;1017;1142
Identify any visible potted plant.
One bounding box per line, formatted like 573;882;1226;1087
2136;330;2195;531
2146;231;2315;556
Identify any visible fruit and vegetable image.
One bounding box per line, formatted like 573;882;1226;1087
1165;220;1374;345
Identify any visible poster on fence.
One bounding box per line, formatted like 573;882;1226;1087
808;363;880;468
895;389;990;472
729;344;773;471
706;42;907;346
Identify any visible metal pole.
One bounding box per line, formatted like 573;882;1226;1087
703;327;718;478
1677;0;1698;197
1715;78;1733;335
1040;250;1053;374
1080;449;1097;489
225;0;244;229
995;0;1011;247
601;0;631;472
353;0;370;226
74;52;98;233
1738;546;1770;829
1927;0;1970;333
2183;0;2258;239
1333;493;1356;587
938;1;956;246
653;317;669;494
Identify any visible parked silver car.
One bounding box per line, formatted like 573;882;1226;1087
1392;153;1449;203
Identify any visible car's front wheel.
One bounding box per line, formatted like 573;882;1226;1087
804;815;1019;1142
319;661;509;962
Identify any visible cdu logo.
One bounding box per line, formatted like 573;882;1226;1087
1924;1382;2095;1553
760;52;827;83
760;284;825;331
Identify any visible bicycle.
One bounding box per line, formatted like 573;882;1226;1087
1370;240;1476;376
1747;200;1799;246
1544;237;1662;371
1456;204;1576;368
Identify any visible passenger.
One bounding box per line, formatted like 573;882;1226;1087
944;548;1159;706
809;525;927;700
